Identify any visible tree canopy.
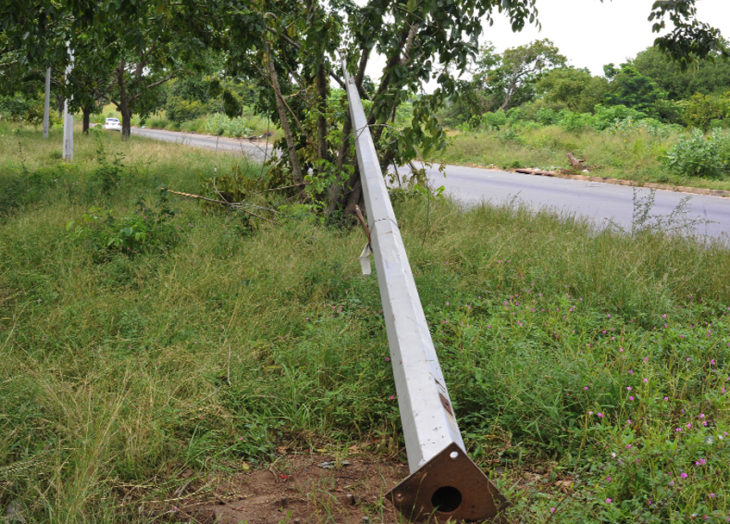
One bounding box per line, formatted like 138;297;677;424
1;0;725;211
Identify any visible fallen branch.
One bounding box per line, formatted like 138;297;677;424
165;189;275;223
266;182;306;192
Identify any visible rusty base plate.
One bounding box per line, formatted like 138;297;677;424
385;443;507;522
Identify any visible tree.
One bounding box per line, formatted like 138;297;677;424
604;64;667;117
647;0;727;63
633;43;730;100
219;0;544;214
490;39;567;110
66;0;213;139
443;40;567;124
1;0;214;139
535;67;609;114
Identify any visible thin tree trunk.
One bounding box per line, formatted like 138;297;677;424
43;67;51;138
327;48;370;214
55;94;64;117
316;65;328;161
499;80;517;110
117;61;132;140
265;43;303;184
82;107;91;134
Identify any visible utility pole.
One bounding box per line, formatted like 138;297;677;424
62;42;74;161
343;63;506;522
43;67;51;139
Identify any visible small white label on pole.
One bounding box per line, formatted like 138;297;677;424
359;243;372;275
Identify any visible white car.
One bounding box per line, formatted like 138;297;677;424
103;117;122;131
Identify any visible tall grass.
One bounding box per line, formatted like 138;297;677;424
435;124;730;191
1;123;729;522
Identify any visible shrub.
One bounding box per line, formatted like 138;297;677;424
558;109;594;132
202;113;252;137
92;135;126;194
535;106;558;126
665;129;730;178
0;93;45;124
593;104;647;130
66;199;180;262
480;109;507;130
165;96;208;124
682;92;730;131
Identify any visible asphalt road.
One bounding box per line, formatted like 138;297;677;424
131;127;273;163
417;164;730;242
131;127;730;242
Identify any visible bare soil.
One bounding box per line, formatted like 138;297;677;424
169;451;410;524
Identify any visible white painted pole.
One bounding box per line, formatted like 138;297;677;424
62;42;74;161
43;67;51;139
342;64;506;522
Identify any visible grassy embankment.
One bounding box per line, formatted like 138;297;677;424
1;122;729;522
433;124;730;192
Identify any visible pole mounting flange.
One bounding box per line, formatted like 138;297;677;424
386;443;507;522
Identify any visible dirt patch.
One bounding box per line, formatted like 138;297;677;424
173;451;410;523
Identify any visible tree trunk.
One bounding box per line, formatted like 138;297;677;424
55;94;65;117
117;61;132;141
43;67;51;138
327;48;370;214
499;80;518;110
316;65;328;162
265;43;303;184
82;107;91;134
121;108;132;139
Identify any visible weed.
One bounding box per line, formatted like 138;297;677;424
92;133;127;193
665;129;730;179
66;198;180;261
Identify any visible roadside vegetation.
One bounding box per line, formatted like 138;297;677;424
434;109;730;191
427;40;730;190
1;123;728;522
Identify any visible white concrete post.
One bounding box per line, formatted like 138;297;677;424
62;43;74;161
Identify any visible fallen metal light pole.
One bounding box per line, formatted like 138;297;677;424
343;65;506;522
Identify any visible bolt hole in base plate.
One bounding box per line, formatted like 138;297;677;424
386;443;506;522
431;486;462;513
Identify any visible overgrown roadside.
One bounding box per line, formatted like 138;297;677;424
1;124;729;522
431;122;730;193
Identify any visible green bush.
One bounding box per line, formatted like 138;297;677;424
682;92;730;131
480;109;507;130
92;135;126;194
558;109;594;132
202;113;252;137
66;201;180;262
593;104;647;130
665;129;730;178
535;106;558;125
0;93;45;124
165;95;208;124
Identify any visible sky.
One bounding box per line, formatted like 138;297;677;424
365;0;730;85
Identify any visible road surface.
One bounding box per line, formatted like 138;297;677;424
131;127;273;163
418;164;730;242
131;127;730;242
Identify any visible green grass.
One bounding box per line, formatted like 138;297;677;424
1;122;729;522
434;124;730;191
